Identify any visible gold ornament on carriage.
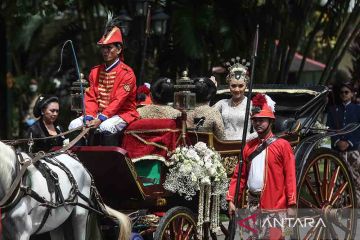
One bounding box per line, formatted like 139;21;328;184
225;57;250;82
173;70;196;111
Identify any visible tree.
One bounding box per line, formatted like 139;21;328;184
319;2;360;84
163;0;360;85
3;0;360;87
0;15;7;139
349;31;360;88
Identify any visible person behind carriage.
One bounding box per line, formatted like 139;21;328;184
327;81;360;152
186;77;225;139
20;78;40;136
68;16;138;146
27;95;66;153
326;81;360;206
137;77;181;119
227;93;296;239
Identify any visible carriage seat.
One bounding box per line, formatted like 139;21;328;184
122;118;180;159
121;119;181;186
187;130;241;153
134;160;163;186
273;116;299;134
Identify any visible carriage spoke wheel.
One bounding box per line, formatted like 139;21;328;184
297;148;357;240
154;207;198;240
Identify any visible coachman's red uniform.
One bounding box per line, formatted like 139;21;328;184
226;133;297;210
85;62;139;123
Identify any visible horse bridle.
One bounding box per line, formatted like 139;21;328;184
0;127;115;234
0;127;90;209
0;149;25;212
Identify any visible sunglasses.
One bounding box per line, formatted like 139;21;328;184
340;90;350;95
230;84;245;88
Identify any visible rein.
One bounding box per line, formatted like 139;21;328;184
0;127;90;209
2;126;84;146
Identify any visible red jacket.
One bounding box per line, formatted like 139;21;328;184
85;62;139;123
227;133;297;210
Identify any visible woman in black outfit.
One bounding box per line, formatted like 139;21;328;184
27;95;65;152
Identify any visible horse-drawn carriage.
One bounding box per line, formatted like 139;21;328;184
70;84;358;239
0;84;357;239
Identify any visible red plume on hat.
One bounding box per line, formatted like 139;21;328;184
136;84;152;106
251;93;275;119
138;85;150;94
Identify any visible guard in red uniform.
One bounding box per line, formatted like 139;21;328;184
69;17;139;145
227;93;296;239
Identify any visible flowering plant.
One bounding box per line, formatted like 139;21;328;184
164;142;228;200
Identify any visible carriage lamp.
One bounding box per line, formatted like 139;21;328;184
134;0;149;17
118;8;133;37
174;70;196;145
151;7;169;36
173;70;196;111
70;74;88;113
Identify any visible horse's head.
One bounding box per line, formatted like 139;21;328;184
0;141;18;199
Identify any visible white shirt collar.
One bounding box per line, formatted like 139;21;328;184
343;101;351;107
105;58;120;72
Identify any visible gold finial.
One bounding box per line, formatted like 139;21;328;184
180;70;190;81
177;69;191;84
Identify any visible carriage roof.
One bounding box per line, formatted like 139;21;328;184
216;84;327;95
214;84;329;115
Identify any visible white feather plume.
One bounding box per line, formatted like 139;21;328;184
265;94;276;112
106;11;113;25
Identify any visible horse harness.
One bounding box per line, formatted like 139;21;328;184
0;127;109;234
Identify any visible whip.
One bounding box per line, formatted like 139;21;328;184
58;40;86;125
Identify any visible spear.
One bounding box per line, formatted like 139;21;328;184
226;24;259;240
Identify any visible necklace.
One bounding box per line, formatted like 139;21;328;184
231;97;244;107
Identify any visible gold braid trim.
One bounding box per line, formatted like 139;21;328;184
130;133;169;152
125;128;180;134
131;154;166;163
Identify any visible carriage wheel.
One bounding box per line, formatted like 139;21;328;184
297;148;357;239
153;207;198;240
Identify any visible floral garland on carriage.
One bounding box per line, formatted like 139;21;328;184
164;142;228;236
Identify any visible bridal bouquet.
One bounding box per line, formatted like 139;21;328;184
164;142;228;200
164;142;228;235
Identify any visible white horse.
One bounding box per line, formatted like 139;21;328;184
0;141;131;240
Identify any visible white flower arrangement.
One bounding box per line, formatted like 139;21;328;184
164;142;228;201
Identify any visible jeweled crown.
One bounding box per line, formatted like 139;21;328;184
225;57;250;82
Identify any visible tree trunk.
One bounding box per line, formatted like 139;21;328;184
326;21;360;84
275;8;289;83
283;1;315;84
265;11;278;84
0;15;7;139
320;4;360;84
296;1;332;83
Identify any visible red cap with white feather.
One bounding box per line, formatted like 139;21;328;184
251;93;276;119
